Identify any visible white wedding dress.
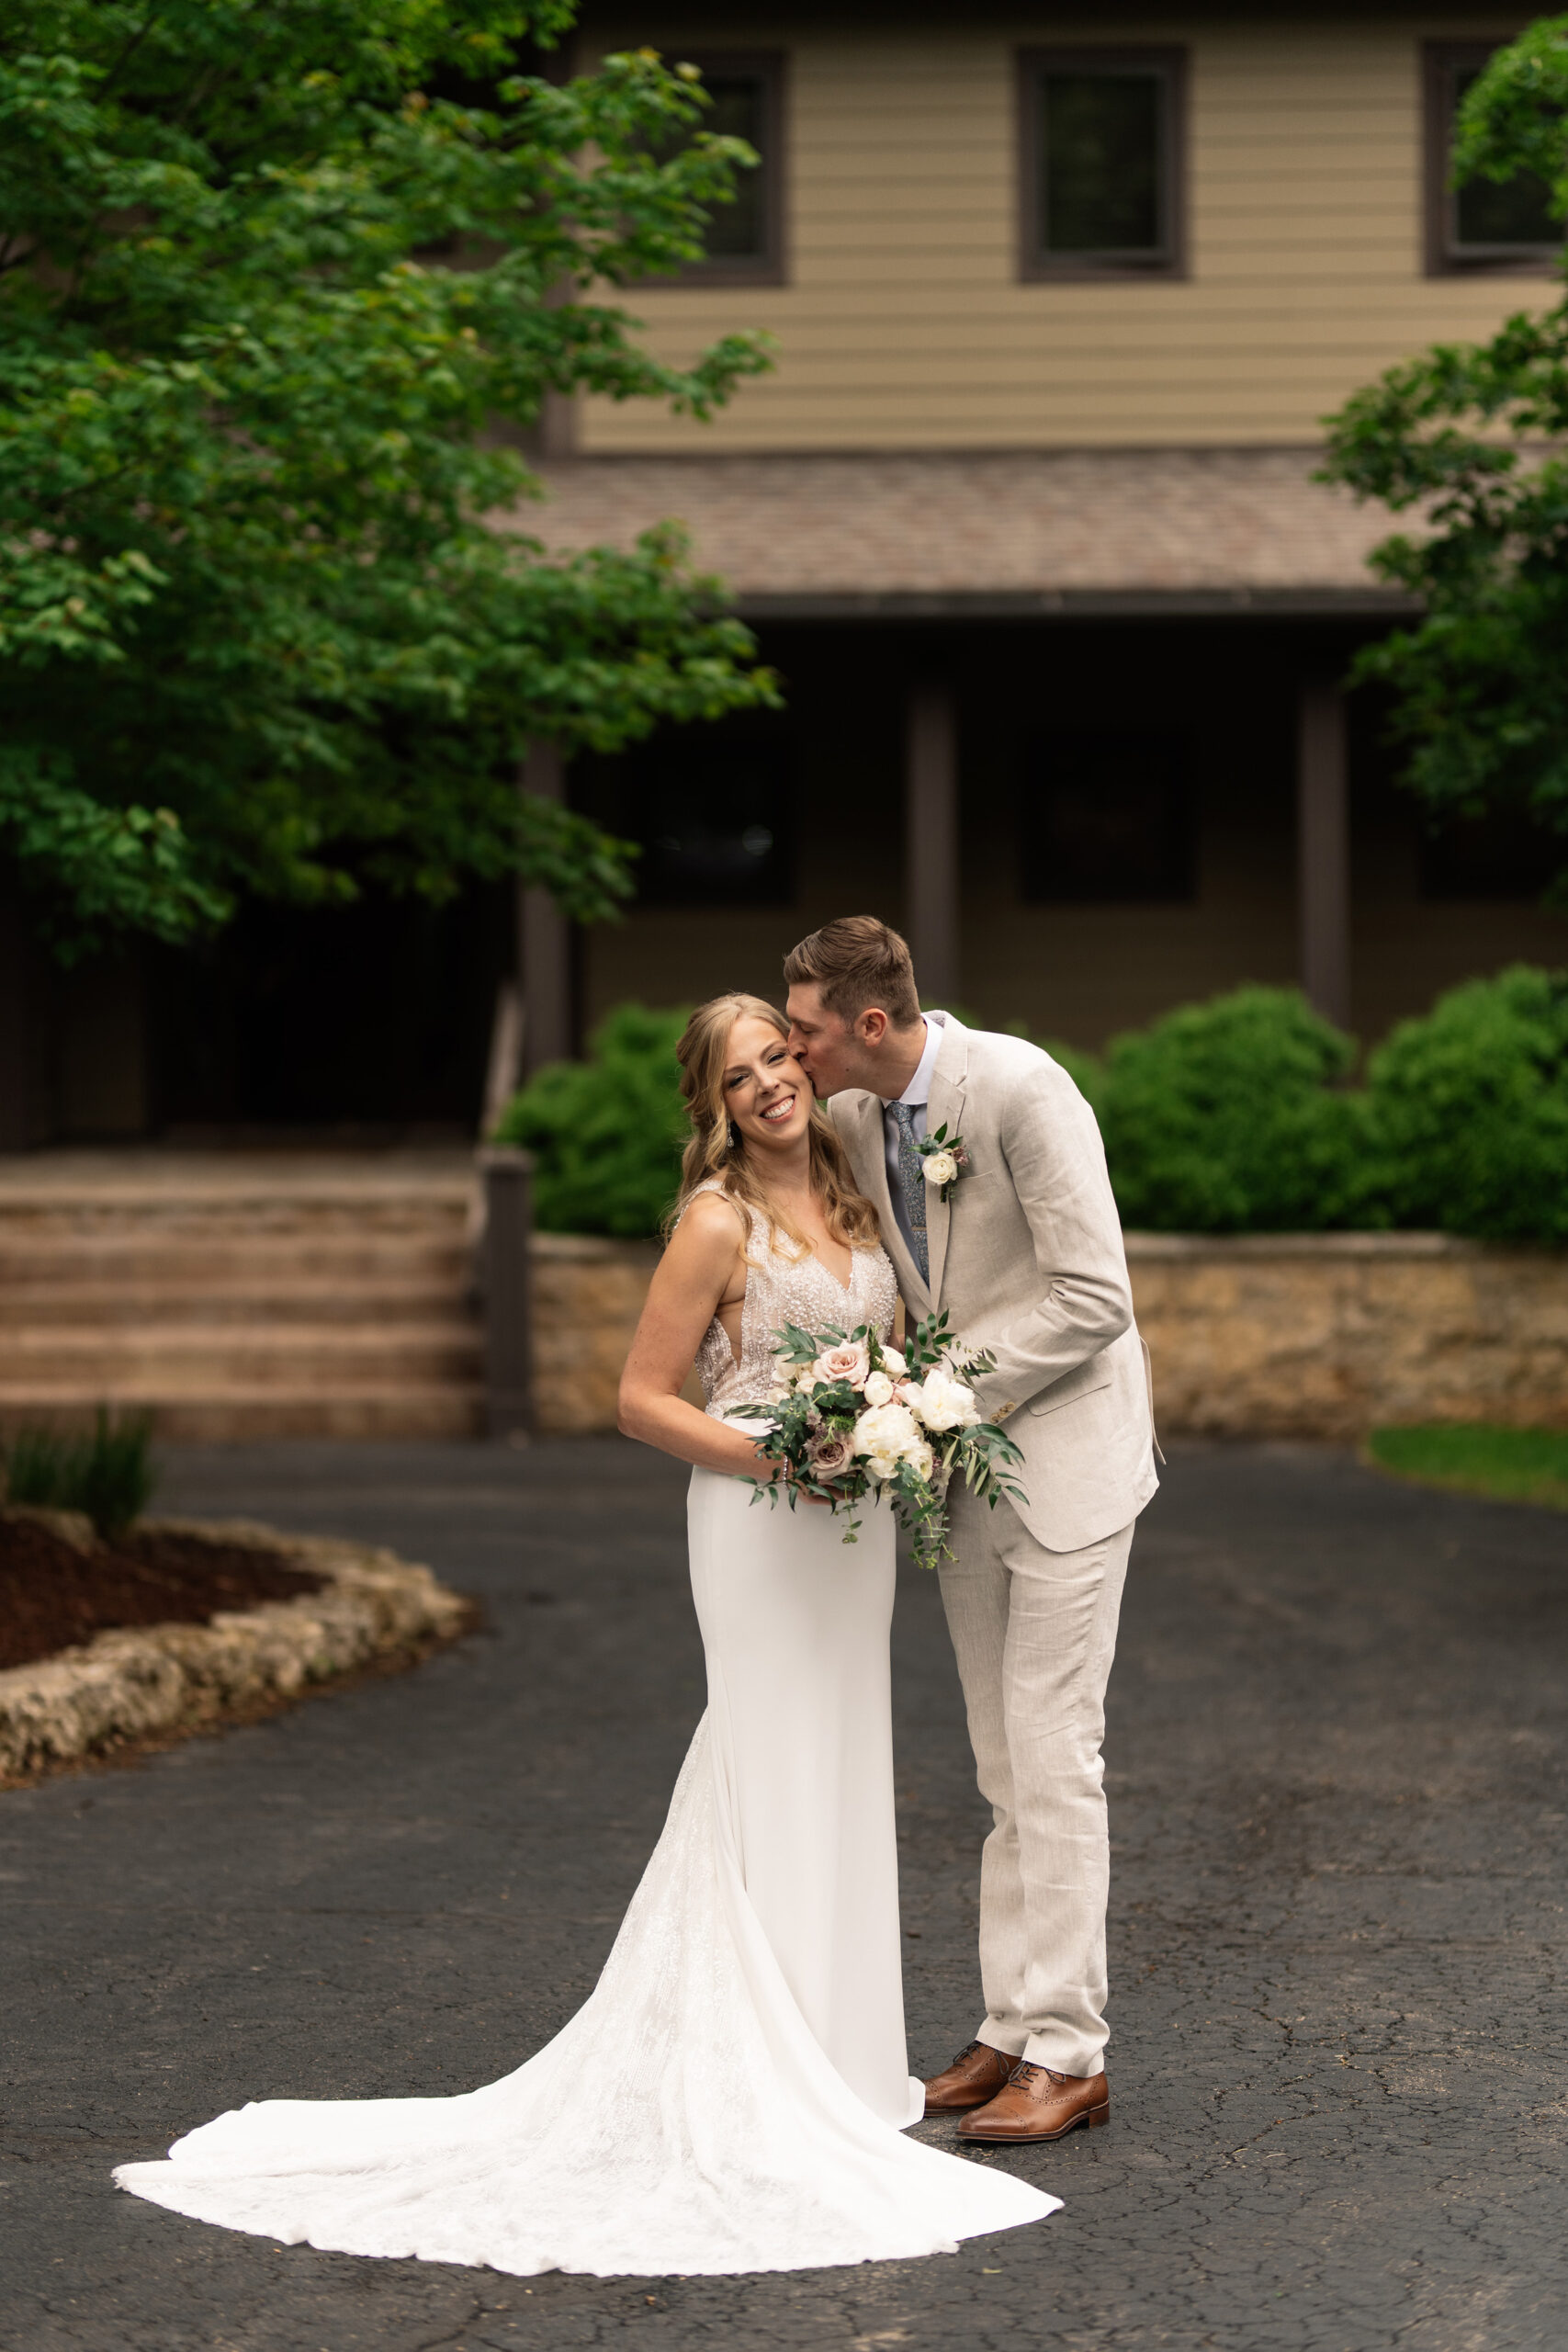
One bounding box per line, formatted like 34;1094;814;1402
115;1190;1056;2275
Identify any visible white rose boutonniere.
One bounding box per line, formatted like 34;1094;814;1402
918;1123;971;1204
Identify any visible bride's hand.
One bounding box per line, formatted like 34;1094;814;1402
761;1457;833;1508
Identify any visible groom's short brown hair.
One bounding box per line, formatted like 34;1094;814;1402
784;916;921;1029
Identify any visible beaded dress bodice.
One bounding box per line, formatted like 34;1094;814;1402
685;1180;897;1419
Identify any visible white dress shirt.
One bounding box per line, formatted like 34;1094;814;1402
882;1013;945;1260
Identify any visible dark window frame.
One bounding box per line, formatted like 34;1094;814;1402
1017;45;1188;283
1424;39;1561;277
641;48;788;288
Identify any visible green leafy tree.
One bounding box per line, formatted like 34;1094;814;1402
0;1;777;958
1321;16;1568;897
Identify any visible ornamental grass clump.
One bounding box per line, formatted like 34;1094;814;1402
1;1409;158;1539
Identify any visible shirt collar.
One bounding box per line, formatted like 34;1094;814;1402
897;1013;945;1109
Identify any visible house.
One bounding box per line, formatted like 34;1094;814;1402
527;3;1567;1071
4;5;1564;1141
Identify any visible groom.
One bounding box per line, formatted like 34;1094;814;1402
784;915;1158;2143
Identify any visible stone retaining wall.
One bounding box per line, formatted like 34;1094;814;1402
527;1230;1568;1442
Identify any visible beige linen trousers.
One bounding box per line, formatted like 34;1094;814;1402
830;1013;1158;2076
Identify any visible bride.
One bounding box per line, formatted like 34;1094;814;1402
115;993;1055;2276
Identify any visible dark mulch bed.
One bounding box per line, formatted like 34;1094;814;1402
0;1516;329;1673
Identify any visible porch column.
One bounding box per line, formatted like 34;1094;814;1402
518;741;573;1077
1296;676;1351;1033
904;683;960;1006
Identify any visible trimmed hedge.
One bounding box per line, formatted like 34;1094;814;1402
1097;987;1370;1233
494;967;1568;1245
491;1003;691;1238
1362;967;1568;1246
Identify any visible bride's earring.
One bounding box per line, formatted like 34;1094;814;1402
728;1120;741;1152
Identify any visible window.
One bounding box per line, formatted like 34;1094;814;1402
1018;49;1186;279
648;51;786;285
1425;41;1562;274
579;731;795;909
1019;736;1194;903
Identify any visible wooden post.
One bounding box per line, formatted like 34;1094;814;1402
1297;676;1351;1033
905;683;960;1006
479;1146;536;1440
519;741;573;1077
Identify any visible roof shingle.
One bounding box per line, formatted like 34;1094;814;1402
513;447;1414;613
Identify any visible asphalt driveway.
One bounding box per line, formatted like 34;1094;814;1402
3;1437;1564;2352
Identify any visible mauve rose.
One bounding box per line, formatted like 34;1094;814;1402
813;1340;870;1390
807;1431;854;1481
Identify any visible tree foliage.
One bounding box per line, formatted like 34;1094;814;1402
0;1;778;956
1321;15;1568;897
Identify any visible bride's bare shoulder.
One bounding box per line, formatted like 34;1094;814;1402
670;1186;749;1254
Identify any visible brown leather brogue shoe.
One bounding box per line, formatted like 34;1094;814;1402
921;2040;1020;2115
955;2061;1110;2143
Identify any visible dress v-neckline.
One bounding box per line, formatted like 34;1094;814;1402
806;1247;856;1297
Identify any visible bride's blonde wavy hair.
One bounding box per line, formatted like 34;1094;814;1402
670;993;882;1254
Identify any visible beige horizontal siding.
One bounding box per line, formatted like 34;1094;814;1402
580;15;1550;450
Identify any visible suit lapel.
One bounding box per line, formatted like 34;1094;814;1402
843;1091;928;1315
923;1016;969;1309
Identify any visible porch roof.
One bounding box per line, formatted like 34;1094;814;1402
521;447;1416;619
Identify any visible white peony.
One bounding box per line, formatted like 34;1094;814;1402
879;1345;908;1378
915;1365;982;1431
852;1400;923;1464
863;1453;899;1483
907;1439;934;1483
862;1369;895;1407
922;1148;959;1189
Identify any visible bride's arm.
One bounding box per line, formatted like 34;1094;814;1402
618;1194;777;1478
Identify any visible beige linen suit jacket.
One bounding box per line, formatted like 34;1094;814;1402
829;1013;1158;1554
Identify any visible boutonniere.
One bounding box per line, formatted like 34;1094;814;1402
918;1124;971;1204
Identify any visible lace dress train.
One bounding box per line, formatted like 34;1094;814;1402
114;1198;1056;2274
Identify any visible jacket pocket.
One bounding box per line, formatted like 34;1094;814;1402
1025;1364;1114;1419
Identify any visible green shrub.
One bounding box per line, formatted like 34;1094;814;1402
493;1004;693;1238
2;1409;158;1538
1098;986;1370;1232
1364;967;1568;1245
492;972;1567;1245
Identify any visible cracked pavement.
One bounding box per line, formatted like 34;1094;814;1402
3;1437;1565;2351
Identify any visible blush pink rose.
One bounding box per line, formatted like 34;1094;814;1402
807;1431;854;1481
813;1341;870;1390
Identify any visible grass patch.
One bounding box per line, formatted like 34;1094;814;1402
1364;1424;1568;1511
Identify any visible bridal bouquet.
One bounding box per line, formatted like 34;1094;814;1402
729;1310;1025;1568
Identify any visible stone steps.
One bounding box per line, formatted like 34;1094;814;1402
0;1150;486;1439
0;1283;470;1327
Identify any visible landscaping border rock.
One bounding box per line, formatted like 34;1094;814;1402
0;1517;471;1784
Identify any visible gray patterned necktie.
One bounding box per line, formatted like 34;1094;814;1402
890;1102;930;1285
